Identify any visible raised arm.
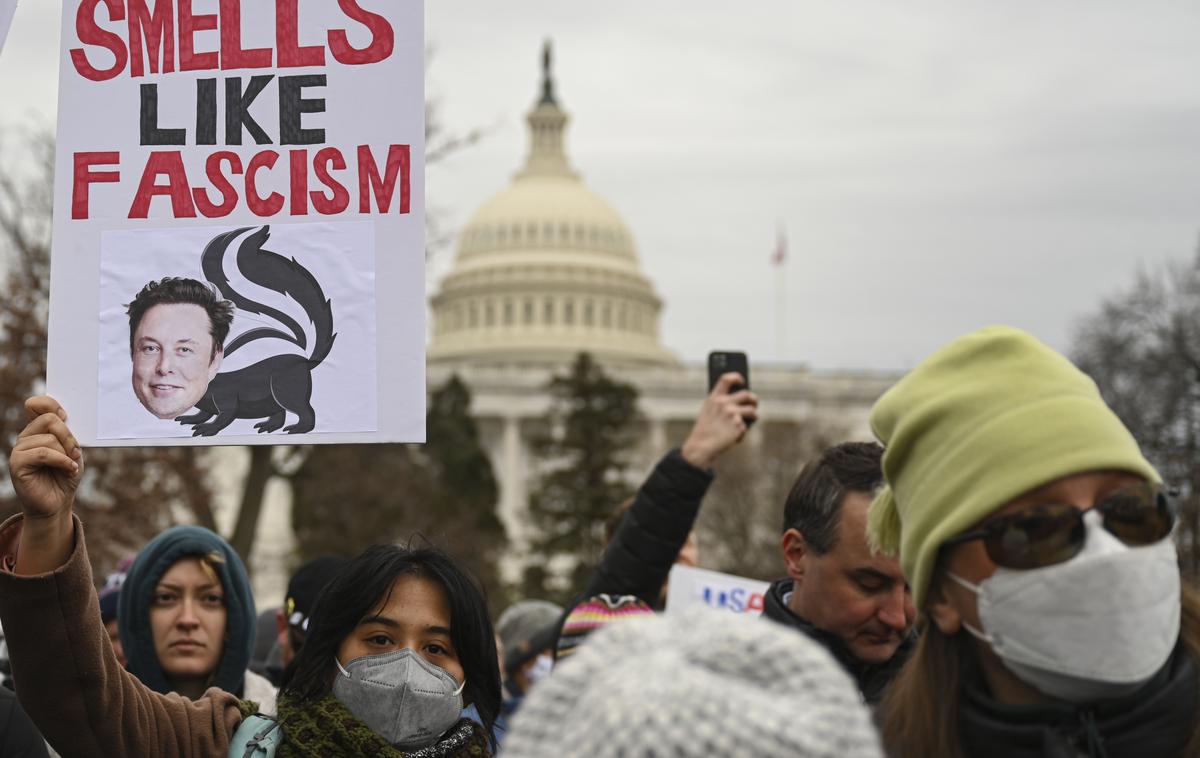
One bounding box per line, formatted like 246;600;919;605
0;396;245;757
583;373;759;603
10;396;81;575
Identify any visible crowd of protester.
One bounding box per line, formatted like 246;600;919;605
0;325;1194;756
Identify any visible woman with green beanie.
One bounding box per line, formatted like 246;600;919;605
870;326;1200;757
118;525;277;711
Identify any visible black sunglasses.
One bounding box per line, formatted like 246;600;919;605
941;483;1174;570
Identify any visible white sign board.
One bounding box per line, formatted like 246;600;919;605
49;0;424;446
0;0;16;56
665;564;771;617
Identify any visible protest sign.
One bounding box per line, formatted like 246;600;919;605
0;0;16;56
49;0;424;446
665;564;771;617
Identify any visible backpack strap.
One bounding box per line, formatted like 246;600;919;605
229;713;283;758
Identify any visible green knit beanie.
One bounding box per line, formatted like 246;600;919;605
867;326;1159;610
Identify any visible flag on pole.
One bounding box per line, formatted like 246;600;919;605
771;226;787;267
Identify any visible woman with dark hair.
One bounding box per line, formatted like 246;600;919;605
274;544;501;754
867;327;1200;758
0;396;501;757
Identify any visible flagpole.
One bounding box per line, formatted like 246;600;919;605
776;265;786;361
772;225;787;361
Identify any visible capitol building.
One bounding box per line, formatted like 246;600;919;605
234;47;898;600
425;48;896;582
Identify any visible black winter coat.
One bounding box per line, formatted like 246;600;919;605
581;449;713;606
956;644;1198;758
0;687;49;758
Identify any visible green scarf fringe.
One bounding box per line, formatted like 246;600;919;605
252;692;491;758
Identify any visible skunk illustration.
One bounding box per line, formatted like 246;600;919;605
176;225;336;436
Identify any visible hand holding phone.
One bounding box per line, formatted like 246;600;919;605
682;353;759;468
707;351;754;429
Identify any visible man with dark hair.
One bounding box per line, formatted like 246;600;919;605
763;441;915;703
126;277;234;420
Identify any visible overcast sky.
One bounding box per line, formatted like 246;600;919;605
4;1;1200;370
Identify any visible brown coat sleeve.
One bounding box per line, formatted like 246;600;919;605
0;514;245;757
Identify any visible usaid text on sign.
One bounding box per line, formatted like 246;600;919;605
69;0;409;221
666;565;771;617
702;585;766;615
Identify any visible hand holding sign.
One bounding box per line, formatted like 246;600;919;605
680;372;759;469
10;396;83;575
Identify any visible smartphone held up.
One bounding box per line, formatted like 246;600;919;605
707;351;754;429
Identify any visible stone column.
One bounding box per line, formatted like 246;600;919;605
497;415;527;584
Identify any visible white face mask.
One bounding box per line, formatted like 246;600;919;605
947;510;1180;703
525;652;553;688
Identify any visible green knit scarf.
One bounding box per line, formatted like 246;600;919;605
251;692;492;758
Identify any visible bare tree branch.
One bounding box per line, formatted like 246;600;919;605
1073;254;1200;577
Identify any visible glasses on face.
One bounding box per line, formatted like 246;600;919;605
940;483;1175;570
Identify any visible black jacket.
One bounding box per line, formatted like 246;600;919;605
582;449;714;605
0;687;49;758
957;644;1198;758
553;450;713;658
763;577;913;704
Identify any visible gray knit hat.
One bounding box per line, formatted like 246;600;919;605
502;607;884;758
496;600;564;676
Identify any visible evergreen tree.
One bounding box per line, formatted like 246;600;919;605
426;374;502;535
525;352;640;599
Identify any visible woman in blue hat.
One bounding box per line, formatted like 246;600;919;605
119;525;277;712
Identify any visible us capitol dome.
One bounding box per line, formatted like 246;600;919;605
428;45;678;368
